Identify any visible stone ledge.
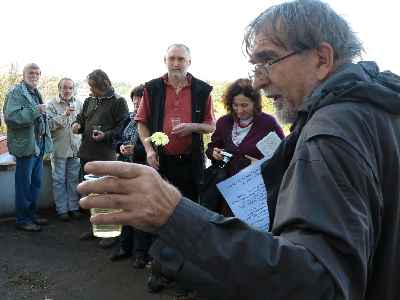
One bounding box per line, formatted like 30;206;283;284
0;156;51;171
0;163;15;171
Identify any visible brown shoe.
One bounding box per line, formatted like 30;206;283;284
16;223;41;232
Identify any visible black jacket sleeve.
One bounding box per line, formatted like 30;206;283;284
150;135;376;300
73;98;89;134
104;97;129;145
112;116;130;153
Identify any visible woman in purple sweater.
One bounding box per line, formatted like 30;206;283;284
206;79;284;215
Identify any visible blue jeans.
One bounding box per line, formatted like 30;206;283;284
51;157;80;215
15;155;43;225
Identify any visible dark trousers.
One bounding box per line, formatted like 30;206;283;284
120;225;153;257
159;154;198;202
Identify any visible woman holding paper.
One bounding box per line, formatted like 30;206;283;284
205;79;284;215
207;78;284;174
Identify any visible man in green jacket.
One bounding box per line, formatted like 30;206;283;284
3;63;53;232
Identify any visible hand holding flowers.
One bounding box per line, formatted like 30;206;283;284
145;132;169;170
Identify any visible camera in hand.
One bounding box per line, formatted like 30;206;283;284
220;150;233;166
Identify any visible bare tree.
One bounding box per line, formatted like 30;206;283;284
0;64;21;134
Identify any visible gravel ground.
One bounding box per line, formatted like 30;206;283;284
0;210;173;300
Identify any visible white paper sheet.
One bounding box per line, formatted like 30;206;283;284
256;131;281;159
217;159;269;231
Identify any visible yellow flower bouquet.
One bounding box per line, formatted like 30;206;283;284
145;132;169;157
146;132;169;147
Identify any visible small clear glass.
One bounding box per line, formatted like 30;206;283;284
121;141;134;155
83;174;122;238
171;117;181;129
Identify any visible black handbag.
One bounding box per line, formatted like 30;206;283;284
199;163;229;212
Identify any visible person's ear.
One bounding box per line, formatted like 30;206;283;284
315;42;335;81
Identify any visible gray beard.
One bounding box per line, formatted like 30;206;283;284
169;70;186;81
274;103;297;125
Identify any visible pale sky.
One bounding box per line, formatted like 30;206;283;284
1;0;399;86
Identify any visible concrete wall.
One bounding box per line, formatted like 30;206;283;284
0;160;54;218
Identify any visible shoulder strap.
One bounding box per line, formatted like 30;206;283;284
145;78;165;134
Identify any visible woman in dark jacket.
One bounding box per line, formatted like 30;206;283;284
109;85;152;268
206;78;285;216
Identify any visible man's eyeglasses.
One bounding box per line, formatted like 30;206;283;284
249;50;300;81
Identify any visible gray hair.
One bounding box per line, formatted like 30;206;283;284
23;63;40;74
58;77;75;89
166;43;191;58
244;0;363;63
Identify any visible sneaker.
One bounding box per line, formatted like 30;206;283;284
16;223;41;232
70;211;83;219
98;237;118;249
145;258;153;269
79;231;96;241
146;260;152;269
58;213;70;222
34;217;48;225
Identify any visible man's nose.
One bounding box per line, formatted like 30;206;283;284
252;76;269;91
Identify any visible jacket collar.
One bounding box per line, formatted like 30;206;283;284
20;82;42;105
56;95;76;104
88;88;115;101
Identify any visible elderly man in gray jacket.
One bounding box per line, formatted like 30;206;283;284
47;78;82;221
3;63;53;232
79;1;400;299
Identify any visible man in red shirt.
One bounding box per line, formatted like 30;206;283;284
136;43;215;202
136;44;215;296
